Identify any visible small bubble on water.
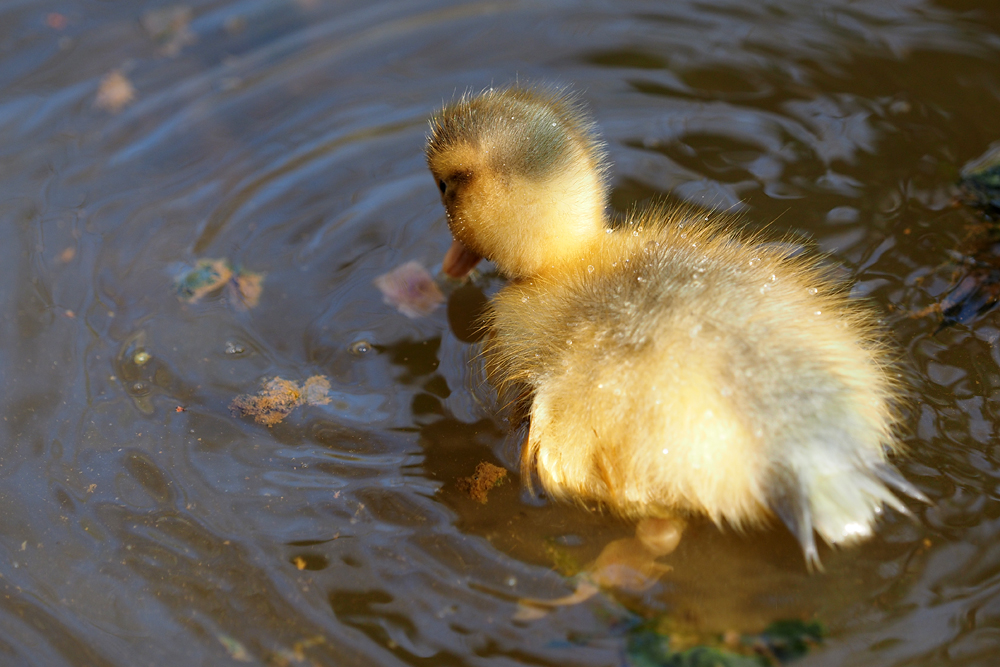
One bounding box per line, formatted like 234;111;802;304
224;341;246;355
808;287;818;295
521;296;528;303
749;257;761;267
133;351;151;366
507;576;517;586
349;340;372;355
587;265;595;273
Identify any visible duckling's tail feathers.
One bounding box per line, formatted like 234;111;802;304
874;462;931;506
769;467;822;572
771;457;927;571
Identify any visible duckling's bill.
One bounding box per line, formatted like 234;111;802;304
443;238;482;279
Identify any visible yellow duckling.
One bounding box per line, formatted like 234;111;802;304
426;86;926;568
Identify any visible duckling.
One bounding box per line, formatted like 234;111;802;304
426;85;926;568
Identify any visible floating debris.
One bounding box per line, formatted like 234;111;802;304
215;633;251;662
301;376;332;406
456;461;507;503
173;258;264;310
224;340;246;356
94;70;136;113
46;13;67;30
374;261;444;318
230;376;331;427
141;5;196;57
911;143;1000;329
175;258;231;301
231;269;263;310
959;142;1000;215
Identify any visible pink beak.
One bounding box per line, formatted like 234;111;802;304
442;239;482;279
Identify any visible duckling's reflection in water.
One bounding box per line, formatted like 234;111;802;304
426;86;928;609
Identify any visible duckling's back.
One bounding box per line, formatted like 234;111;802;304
487;208;918;565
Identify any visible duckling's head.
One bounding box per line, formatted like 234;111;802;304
427;86;610;279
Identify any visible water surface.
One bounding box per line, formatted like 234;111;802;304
2;0;1000;665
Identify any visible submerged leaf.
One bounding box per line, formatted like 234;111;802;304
229;269;264;310
627;630;760;667
374;261;445;318
623;617;825;667
175;258;232;302
173;258;264;309
302;376;332;406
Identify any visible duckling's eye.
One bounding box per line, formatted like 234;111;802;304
438;179;447;195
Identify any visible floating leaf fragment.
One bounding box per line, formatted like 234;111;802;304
141;5;196;57
231;269;263;310
456;461;507;503
230;375;331;426
216;633;252;662
175;258;232;302
302;376;332;406
94;70;136;113
374;261;444;318
173;258;265;309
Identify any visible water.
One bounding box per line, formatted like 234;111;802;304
2;0;999;664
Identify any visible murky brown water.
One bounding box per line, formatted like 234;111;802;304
3;0;1000;664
